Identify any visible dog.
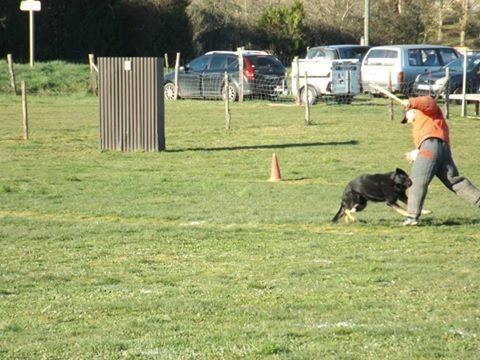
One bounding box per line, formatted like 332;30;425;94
332;168;413;223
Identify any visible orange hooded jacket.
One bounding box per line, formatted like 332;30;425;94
406;96;450;148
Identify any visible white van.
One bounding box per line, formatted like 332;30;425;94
361;45;459;94
291;58;361;104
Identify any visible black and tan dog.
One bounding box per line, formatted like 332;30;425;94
332;168;414;223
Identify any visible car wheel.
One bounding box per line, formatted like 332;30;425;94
223;84;238;102
300;85;317;105
164;82;177;100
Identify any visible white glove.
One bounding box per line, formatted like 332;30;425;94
405;149;419;163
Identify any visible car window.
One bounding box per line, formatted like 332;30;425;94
187;55;209;72
306;48;337;59
209;55;227;70
306;48;326;59
344;48;368;60
364;49;398;66
420;49;440;66
322;49;337;59
226;56;237;68
438;49;458;65
408;49;422;66
247;55;283;69
227;58;238;70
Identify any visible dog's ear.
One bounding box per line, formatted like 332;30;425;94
392;168;408;181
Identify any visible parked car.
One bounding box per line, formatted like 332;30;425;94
413;53;480;97
361;44;460;95
164;50;287;101
306;44;371;61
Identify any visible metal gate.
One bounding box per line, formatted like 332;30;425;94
99;57;165;151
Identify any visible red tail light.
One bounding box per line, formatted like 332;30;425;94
243;57;255;80
397;71;405;84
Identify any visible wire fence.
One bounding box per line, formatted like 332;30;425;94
5;51;480;122
161;49;480;108
159;49;480;122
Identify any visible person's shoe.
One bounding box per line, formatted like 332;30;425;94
402;217;418;226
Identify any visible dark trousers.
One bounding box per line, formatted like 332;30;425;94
408;138;480;218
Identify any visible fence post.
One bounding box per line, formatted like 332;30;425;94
294;56;300;106
88;54;98;95
444;67;450;119
22;81;29;140
304;71;311;125
174;52;180;100
237;47;244;103
224;72;231;130
7;54;17;95
461;49;468;117
164;53;169;70
388;71;394;121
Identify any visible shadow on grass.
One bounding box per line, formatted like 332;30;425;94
333;216;480;228
421;217;480;226
167;140;358;153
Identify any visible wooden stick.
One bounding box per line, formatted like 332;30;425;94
88;54;98;95
22;81;29;140
388;72;394;121
294;56;300;106
304;71;311;125
164;53;169;69
174;52;180;100
369;82;405;105
224;72;231;130
237;47;244;103
7;54;17;95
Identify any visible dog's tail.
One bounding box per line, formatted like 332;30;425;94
331;205;345;223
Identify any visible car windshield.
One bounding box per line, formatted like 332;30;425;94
444;55;480;72
306;48;337;59
186;55;209;72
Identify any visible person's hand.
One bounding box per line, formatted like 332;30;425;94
404;149;419;163
401;99;410;108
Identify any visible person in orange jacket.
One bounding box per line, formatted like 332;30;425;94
400;95;480;225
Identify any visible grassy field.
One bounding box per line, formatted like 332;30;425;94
1;93;479;359
0;61;92;95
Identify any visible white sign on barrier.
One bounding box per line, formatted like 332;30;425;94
20;0;41;12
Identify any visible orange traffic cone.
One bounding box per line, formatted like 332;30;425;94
268;153;282;182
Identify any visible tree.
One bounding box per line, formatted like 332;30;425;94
258;0;306;61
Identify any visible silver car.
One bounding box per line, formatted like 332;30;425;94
361;45;459;95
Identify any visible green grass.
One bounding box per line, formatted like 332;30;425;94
1;94;479;359
0;60;92;95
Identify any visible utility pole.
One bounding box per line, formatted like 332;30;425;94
460;0;468;47
364;0;370;46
